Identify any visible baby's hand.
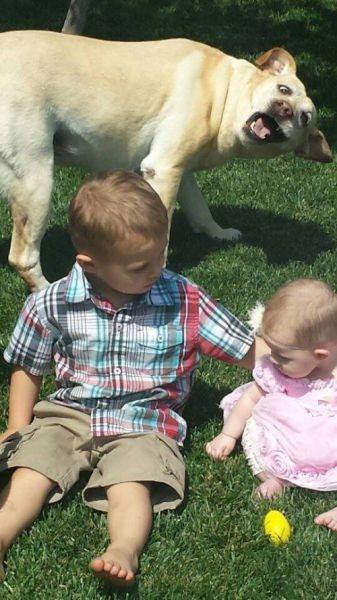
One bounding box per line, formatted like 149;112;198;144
205;432;236;461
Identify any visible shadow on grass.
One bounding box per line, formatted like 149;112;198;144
0;204;332;283
169;206;333;271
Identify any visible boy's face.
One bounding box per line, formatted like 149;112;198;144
78;233;167;297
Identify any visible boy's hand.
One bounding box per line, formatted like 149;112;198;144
0;428;17;444
205;432;236;461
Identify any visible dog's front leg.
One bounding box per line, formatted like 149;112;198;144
140;159;184;257
178;172;241;242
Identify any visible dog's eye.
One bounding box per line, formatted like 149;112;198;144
278;84;292;95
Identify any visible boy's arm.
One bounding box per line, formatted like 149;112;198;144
0;366;42;443
206;383;262;460
2;293;54;445
197;289;269;370
234;336;270;370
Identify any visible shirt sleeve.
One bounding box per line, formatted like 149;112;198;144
198;288;253;362
3;294;54;375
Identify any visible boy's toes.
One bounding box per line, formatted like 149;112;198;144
90;548;136;587
90;557;105;573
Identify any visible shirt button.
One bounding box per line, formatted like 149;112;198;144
158;334;164;342
113;367;121;375
116;324;122;331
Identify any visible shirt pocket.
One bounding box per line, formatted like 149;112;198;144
136;325;183;376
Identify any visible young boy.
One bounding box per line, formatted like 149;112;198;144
0;171;259;587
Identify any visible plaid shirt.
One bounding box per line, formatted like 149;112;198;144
4;264;253;444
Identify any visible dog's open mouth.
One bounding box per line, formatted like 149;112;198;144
245;112;287;143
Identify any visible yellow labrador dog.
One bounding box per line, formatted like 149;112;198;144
0;30;331;290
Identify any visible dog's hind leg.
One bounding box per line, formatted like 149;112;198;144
3;156;53;291
178;172;241;242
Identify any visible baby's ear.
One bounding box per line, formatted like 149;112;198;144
314;348;329;360
247;302;265;335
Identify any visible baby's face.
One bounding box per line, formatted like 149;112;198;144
264;336;320;379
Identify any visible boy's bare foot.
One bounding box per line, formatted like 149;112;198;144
255;477;284;500
90;544;137;587
315;507;337;531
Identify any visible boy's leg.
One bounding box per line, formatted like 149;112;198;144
0;467;55;579
90;481;152;586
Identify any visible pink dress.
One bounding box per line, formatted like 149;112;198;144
220;355;337;490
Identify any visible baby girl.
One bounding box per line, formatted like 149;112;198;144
206;278;337;530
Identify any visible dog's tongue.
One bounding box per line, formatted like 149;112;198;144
253;116;271;139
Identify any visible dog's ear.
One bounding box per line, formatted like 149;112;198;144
255;48;296;75
295;128;333;163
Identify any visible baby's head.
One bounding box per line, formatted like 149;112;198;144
261;279;337;378
69;170;168;295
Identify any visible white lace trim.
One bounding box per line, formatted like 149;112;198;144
241;419;266;475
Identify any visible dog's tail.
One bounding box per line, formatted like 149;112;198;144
62;0;91;35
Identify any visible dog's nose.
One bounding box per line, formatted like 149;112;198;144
275;100;293;119
300;110;312;126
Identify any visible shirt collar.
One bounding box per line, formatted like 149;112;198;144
65;263;175;307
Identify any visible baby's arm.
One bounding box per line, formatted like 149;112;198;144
0;366;42;444
205;382;263;460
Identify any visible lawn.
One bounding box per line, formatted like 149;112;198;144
1;1;337;598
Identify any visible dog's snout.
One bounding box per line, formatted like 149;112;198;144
300;110;312;126
275;100;293;119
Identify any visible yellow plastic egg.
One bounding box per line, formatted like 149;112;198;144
263;510;292;546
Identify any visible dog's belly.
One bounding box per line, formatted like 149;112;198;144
53;126;153;172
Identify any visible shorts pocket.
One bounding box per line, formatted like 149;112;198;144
156;435;185;487
0;425;37;463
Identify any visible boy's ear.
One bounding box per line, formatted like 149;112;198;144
76;254;96;273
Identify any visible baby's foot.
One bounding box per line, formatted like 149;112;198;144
90;544;138;587
315;507;337;531
255;477;284;500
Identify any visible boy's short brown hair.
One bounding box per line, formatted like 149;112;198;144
69;170;168;258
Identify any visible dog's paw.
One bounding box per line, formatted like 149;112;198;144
211;227;242;242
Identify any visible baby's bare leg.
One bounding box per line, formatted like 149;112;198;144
90;481;152;587
0;467;55;580
255;471;285;500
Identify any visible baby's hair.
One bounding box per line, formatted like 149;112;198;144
69;170;168;258
261;279;337;348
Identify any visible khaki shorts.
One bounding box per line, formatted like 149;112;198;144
0;401;185;513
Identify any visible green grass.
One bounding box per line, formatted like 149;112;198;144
1;1;337;598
